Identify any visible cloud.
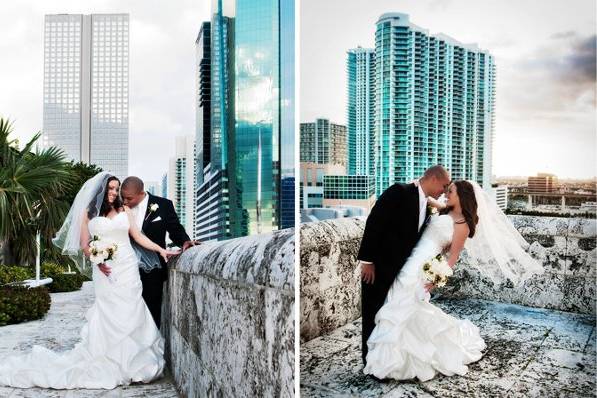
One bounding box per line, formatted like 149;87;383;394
499;32;596;125
550;31;577;40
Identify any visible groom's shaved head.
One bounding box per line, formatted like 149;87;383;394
422;165;450;181
121;176;144;193
121;177;146;208
420;165;451;199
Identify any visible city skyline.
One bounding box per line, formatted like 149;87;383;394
1;0;210;182
301;0;597;179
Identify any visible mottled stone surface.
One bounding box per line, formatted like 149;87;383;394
301;298;596;397
300;216;596;342
163;228;295;398
300;218;365;342
0;282;179;397
440;216;597;315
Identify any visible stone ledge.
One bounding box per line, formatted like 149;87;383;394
300;216;597;342
163;228;295;397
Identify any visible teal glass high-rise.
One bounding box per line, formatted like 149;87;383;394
347;47;375;177
374;13;496;196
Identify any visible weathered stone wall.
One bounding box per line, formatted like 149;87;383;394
300;216;596;342
441;216;596;315
300;218;364;342
162;228;295;397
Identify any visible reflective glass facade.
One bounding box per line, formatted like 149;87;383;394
233;0;279;236
323;175;375;200
197;0;294;240
195;22;211;186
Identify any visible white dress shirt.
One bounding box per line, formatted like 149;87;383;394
416;181;428;232
133;192;149;230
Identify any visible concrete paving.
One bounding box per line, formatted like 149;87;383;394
0;282;179;398
301;298;596;397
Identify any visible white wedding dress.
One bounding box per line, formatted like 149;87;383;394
364;214;486;381
0;212;165;389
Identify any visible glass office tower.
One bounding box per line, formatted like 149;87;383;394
195;0;294;240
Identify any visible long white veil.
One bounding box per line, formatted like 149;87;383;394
53;171;163;277
52;171;114;276
463;181;545;286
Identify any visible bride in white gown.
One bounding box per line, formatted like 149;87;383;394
0;172;178;389
364;180;544;382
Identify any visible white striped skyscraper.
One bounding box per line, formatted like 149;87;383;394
42;14;129;178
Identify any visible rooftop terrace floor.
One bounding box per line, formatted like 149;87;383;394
301;298;596;397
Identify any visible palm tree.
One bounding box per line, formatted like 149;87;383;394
0;118;72;265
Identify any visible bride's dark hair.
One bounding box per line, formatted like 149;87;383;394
453;180;479;238
88;176;123;218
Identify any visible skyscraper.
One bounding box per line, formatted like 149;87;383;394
195;21;211;188
347;47;375;177
168;136;196;239
373;13;495;195
195;0;295;241
42;14;129;178
300;119;347;168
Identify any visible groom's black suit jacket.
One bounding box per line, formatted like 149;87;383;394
137;193;190;329
357;182;430;364
140;193;190;281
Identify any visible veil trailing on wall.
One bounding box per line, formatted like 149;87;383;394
463;181;544;286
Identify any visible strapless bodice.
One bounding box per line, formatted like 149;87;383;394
88;212;132;248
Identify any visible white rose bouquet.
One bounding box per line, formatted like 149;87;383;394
422;253;453;287
89;235;118;283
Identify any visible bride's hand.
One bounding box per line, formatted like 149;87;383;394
159;248;181;262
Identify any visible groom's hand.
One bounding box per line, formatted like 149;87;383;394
361;262;375;284
98;263;111;277
182;240;201;252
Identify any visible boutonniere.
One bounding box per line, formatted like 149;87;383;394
427;205;438;216
145;203;159;221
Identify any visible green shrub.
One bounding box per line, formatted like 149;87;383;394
0;285;51;326
0;263;85;293
49;272;84;292
0;265;30;285
41;263;85;293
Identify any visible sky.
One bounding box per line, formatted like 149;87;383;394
1;1;595;182
0;0;210;182
301;0;597;179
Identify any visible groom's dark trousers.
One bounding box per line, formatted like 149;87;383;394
357;183;423;365
140;193;190;329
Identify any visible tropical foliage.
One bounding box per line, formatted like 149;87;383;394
0;118;102;266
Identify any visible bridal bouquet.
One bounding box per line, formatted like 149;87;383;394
422;254;453;287
89;235;118;282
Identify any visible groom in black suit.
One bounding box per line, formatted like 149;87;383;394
103;176;198;329
357;165;451;366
